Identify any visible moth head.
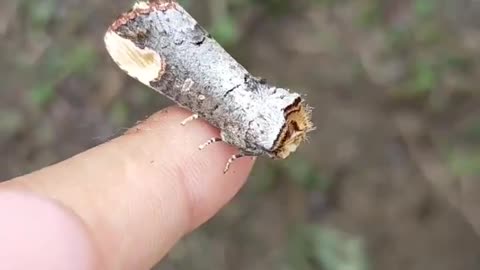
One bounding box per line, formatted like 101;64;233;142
271;98;314;159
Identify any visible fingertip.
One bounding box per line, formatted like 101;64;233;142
124;106;256;228
0;190;99;270
3;106;256;270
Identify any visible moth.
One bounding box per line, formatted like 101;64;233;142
104;0;314;173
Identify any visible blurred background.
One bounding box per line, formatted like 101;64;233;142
2;0;480;269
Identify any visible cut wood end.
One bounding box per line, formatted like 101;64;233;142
104;30;165;87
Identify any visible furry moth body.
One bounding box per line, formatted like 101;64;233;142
104;0;314;173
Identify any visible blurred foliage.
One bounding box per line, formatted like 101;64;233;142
30;83;56;107
109;100;130;127
410;60;437;94
249;156;330;194
360;0;384;26
248;161;280;192
177;0;192;8
210;15;239;47
449;150;480;177
0;110;24;139
414;0;436;18
22;0;57;30
4;0;480;269
281;156;331;191
29;44;97;108
287;225;370;270
253;0;293;16
464;122;480;142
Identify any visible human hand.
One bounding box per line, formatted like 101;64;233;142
0;106;255;270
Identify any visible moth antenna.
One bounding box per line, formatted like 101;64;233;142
199;137;222;150
180;113;199;126
224;153;247;174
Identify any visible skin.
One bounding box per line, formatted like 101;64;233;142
0;106;255;270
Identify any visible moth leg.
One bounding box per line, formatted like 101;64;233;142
180;113;199;126
224;153;247;174
198;137;222;150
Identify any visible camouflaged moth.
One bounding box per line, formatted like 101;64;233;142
104;0;314;173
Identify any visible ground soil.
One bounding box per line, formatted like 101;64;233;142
2;0;480;269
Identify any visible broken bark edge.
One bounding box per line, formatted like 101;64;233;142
108;0;176;32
